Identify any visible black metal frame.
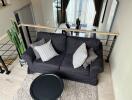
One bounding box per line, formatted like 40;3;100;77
26;26;32;44
101;0;108;23
105;36;117;62
14;12;28;49
1;0;6;6
19;25;117;63
63;31;117;63
0;40;18;74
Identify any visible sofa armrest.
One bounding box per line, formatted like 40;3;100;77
90;57;104;74
22;47;36;63
90;42;104;74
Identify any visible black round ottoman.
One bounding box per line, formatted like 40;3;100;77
30;74;64;100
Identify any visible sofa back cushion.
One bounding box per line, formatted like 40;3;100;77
66;36;102;54
36;32;66;53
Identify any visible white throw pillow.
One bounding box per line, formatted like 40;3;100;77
30;38;45;59
73;43;88;68
34;40;59;62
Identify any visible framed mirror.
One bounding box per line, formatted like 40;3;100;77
105;0;119;32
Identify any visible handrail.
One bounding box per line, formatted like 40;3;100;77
18;24;119;36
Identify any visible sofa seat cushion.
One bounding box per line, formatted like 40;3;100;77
60;54;90;76
31;54;65;73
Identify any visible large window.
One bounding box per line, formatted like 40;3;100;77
66;0;96;26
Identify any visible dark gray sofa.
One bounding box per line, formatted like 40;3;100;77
22;32;104;85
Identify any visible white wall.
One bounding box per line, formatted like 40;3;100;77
0;0;30;37
31;0;55;27
41;0;55;27
17;4;36;45
30;0;44;25
110;0;132;100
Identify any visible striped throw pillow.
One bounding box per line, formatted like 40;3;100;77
34;40;59;62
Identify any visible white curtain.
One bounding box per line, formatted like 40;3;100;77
66;0;96;26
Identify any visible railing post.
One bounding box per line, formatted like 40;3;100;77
106;35;110;45
0;65;5;74
25;26;32;43
19;26;28;49
106;36;117;62
0;56;10;74
1;0;6;6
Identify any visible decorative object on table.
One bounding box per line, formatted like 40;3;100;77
66;0;96;26
30;74;64;100
75;18;81;36
7;20;26;65
76;18;81;30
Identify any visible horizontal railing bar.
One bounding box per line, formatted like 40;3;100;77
18;24;119;36
100;39;113;41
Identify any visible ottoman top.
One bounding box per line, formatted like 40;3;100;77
30;74;64;100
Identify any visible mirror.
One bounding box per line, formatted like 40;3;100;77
105;0;119;32
53;0;103;30
98;0;119;32
14;0;119;40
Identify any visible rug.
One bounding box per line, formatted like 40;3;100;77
13;73;98;100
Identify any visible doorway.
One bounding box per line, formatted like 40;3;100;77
14;4;36;46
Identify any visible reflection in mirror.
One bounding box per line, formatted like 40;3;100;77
16;0;118;31
105;0;119;32
54;0;104;30
53;0;104;36
97;0;119;44
14;0;118;41
13;0;119;63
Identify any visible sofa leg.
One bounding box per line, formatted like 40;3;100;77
90;79;98;86
89;73;98;86
27;68;34;74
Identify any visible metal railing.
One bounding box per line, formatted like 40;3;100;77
0;39;18;74
18;24;119;63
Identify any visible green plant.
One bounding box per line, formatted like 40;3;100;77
7;20;26;58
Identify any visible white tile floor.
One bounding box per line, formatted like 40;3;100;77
98;62;115;100
0;58;27;100
0;58;115;100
